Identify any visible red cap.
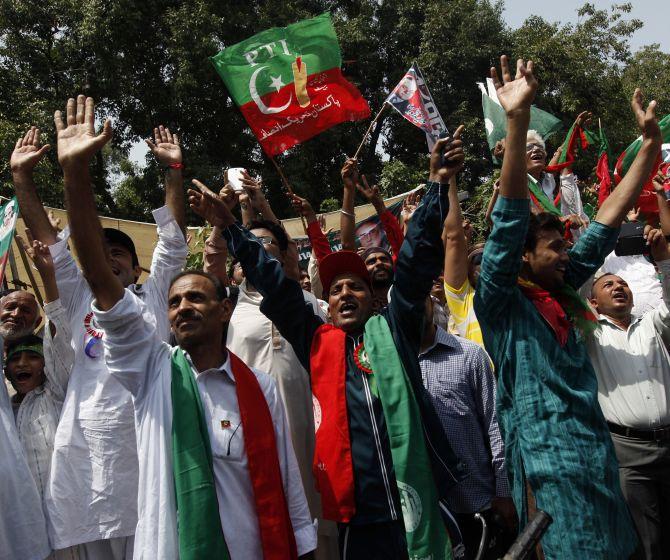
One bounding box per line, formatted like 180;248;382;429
319;251;371;296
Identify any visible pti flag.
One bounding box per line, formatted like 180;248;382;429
386;64;447;150
0;197;19;286
211;13;370;156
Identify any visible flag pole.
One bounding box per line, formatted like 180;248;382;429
14;234;44;307
269;156;308;234
353;103;388;160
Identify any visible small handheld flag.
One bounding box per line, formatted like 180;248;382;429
386;63;447;151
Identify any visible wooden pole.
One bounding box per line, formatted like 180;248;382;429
7;243;27;291
269;156;308;234
353;103;388;161
14;236;44;307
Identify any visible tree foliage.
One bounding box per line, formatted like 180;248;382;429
0;1;664;226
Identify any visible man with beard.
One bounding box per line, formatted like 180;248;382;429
360;246;395;311
0;287;51;560
474;55;659;557
189;128;468;560
587;228;670;560
12;98;188;559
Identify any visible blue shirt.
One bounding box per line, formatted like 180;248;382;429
420;327;509;514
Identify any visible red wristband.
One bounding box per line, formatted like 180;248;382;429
168;162;184;170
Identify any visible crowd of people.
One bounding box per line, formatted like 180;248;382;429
1;54;668;560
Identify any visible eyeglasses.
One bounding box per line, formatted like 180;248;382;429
526;143;546;153
258;236;276;246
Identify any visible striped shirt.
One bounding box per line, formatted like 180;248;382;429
419;327;509;513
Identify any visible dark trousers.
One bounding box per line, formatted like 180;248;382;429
610;431;670;560
455;511;516;560
338;521;408;560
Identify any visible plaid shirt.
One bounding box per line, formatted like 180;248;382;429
419;327;509;513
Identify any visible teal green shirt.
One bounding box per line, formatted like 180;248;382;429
474;196;637;559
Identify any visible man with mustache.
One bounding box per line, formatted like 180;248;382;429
189;129;468;560
588;229;670;560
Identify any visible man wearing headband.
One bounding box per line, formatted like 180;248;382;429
190;130;468;559
12;98;188;558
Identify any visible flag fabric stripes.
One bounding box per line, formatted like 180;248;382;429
211;12;370;156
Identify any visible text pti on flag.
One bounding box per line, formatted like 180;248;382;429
211;13;370;156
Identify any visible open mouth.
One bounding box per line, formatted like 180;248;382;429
530;152;545;162
612;292;627;303
339;301;358;317
14;371;32;382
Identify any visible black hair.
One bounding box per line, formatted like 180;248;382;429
248;219;289;252
169;270;227;301
524;212;565;252
5;333;43;361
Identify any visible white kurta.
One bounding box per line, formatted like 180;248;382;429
14;300;73;504
588;260;670;429
93;290;317;560
0;336;51;560
45;207;187;549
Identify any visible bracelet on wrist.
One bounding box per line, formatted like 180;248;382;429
167;162;184;170
340;208;355;218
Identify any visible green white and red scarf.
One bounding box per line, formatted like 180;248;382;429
310;317;453;560
170;348;297;560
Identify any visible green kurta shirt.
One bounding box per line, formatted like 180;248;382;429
474;196;637;559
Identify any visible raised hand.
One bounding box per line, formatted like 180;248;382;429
341;158;360;190
189;179;236;228
575;111;593;128
631;88;661;143
10;127;50;175
490;56;538;117
145;125;181;166
626;206;641;222
54;95;113;169
317;214;333;236
17;230;54;275
289;193;317;223
48;210;62;233
645;225;670;262
401;191;421;224
429;125;465;183
240;171;268;211
355;175;382;206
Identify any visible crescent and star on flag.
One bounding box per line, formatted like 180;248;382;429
248;48;311;115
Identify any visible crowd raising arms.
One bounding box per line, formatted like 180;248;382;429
0;50;669;560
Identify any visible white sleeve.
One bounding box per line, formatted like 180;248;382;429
651;260;670;339
48;229;91;322
266;375;317;555
93;290;165;401
142;206;189;341
307;252;323;300
42;299;74;399
560;173;589;223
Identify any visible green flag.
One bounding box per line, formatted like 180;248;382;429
0;197;19;287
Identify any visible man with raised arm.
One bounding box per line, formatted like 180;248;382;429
11;99;188;558
188;131;468;560
474;55;661;558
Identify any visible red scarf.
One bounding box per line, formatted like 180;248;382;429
229;352;298;559
309;325;356;522
518;279;571;347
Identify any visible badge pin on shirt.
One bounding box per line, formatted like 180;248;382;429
221;419;231;429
